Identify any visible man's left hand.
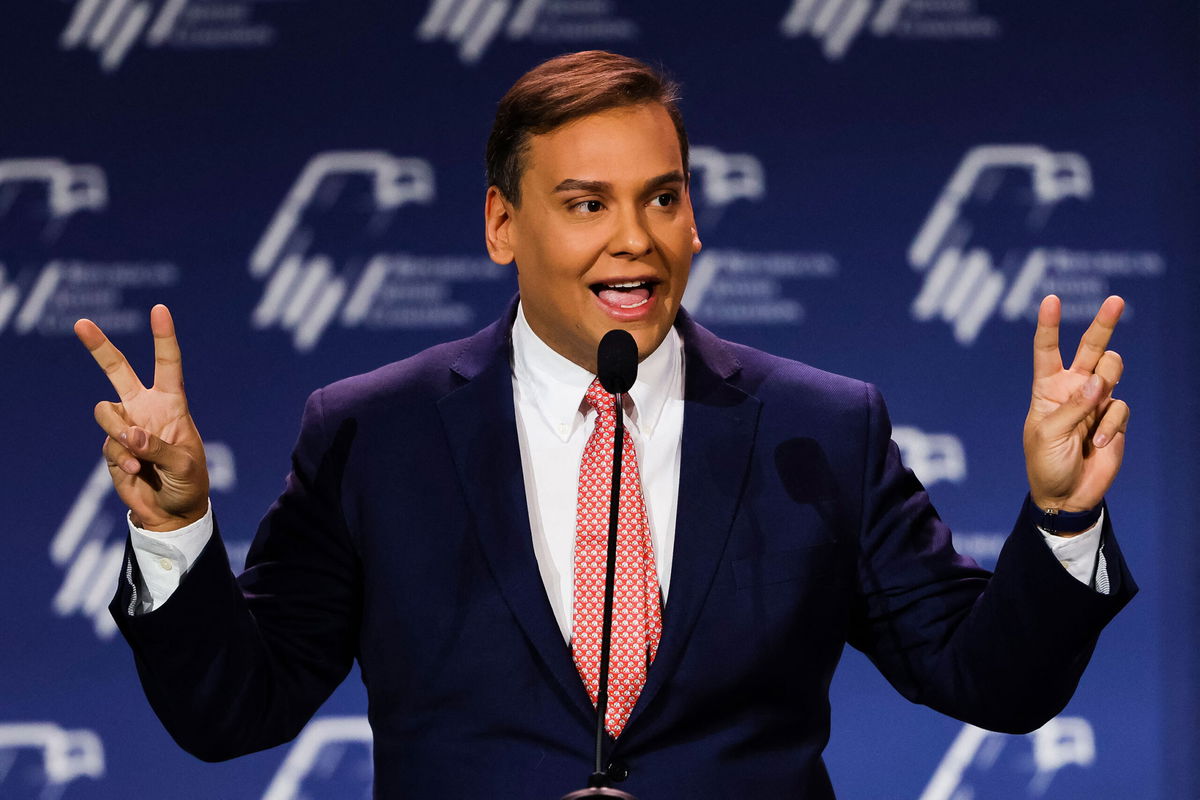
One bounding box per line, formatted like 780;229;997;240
1024;294;1130;516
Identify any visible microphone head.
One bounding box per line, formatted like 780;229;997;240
596;329;638;394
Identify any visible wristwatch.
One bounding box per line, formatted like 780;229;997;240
1028;495;1104;535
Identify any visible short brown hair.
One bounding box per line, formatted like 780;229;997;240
486;50;688;205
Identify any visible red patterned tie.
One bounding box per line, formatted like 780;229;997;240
572;378;663;738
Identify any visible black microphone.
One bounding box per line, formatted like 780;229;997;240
561;330;640;800
597;329;638;394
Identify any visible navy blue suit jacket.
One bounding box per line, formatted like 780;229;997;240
111;303;1135;798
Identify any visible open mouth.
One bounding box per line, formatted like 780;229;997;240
590;280;657;309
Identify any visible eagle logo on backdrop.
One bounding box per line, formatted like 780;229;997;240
58;0;287;73
891;426;966;486
415;0;638;65
0;160;106;337
261;716;373;800
0;158;107;241
909;145;1092;345
60;0;190;73
688;146;766;229
779;0;1001;60
920;717;1097;800
248;150;512;351
49;445;237;639
907;145;1164;345
0;157;178;337
680;145;839;327
249;152;436;352
0;722;105;796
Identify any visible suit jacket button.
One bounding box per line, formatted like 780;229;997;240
607;761;630;782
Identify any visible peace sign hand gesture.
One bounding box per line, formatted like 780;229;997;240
75;304;209;532
1023;295;1130;519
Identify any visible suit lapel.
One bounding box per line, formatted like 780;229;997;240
437;310;597;726
623;313;762;735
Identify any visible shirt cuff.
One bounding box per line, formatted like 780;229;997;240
1037;509;1109;594
127;501;214;612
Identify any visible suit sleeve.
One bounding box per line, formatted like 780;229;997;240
108;387;362;761
846;383;1136;734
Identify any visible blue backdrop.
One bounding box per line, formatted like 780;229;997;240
2;1;1197;797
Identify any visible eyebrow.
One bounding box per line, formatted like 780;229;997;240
553;171;685;194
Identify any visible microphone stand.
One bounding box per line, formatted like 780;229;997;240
561;389;638;800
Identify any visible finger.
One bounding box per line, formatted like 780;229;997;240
150;304;185;394
1069;295;1125;374
94;400;190;474
75;318;145;401
1092;399;1130;448
121;425;192;475
1094;350;1123;389
95;404;141;474
103;435;141;475
1032;295;1064;379
1040;373;1108;438
94;400;131;439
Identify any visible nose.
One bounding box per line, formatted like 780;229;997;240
608;205;653;259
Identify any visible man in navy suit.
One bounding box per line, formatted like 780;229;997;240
76;51;1134;797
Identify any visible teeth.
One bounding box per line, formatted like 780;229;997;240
605;281;646;289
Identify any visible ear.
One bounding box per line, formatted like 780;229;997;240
484;186;515;265
682;177;702;254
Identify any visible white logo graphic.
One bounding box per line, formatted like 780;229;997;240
50;444;236;639
684;249;837;326
0;159;107;239
0;161;107;333
251;151;433;351
0;158;181;337
60;0;284;73
251;152;436;279
250;150;509;351
949;530;1006;568
682;145;837;327
781;0;1000;61
909;145;1164;345
689;146;766;226
262;716;372;800
921;717;1095;800
0;722;104;793
417;0;637;65
892;426;966;486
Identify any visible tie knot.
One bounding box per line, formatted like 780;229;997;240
584;377;618;418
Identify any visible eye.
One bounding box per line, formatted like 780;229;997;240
649;192;677;208
571;199;605;214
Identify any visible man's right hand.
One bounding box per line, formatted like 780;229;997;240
75;304;210;532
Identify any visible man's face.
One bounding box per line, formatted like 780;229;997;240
485;102;702;372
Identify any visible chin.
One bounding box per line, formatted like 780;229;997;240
629;324;672;359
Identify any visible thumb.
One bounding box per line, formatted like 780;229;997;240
122;426;192;474
1040;374;1107;439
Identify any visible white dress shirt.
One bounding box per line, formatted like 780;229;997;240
127;306;1107;618
512;304;685;641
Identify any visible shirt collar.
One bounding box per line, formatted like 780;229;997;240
511;302;682;442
